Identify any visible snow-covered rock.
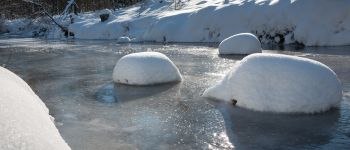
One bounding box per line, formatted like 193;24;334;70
203;53;342;113
113;52;182;85
118;36;131;43
0;67;70;150
219;33;262;54
97;9;115;22
98;9;113;16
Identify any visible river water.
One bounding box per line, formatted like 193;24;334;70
0;38;349;150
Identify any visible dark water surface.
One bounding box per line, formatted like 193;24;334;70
0;38;349;150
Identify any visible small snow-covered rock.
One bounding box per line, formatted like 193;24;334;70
203;53;342;113
219;33;262;54
0;67;70;150
113;52;182;85
98;9;113;16
118;36;131;43
98;9;113;22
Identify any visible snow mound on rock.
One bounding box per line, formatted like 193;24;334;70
219;33;262;54
0;67;70;150
98;9;113;16
203;53;342;113
113;52;182;85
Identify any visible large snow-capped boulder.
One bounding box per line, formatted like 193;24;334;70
113;52;182;85
0;67;70;150
203;53;342;113
219;33;262;54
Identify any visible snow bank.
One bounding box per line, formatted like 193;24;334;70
203;53;342;113
0;67;70;150
219;33;262;54
113;52;182;85
3;0;350;46
64;0;350;46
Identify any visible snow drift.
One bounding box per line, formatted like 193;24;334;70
203;53;343;113
0;67;70;150
113;52;182;85
219;33;262;54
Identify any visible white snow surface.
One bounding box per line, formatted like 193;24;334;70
64;0;350;46
203;53;343;113
219;33;262;54
0;67;70;150
113;52;182;85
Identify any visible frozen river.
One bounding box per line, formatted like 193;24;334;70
0;38;350;150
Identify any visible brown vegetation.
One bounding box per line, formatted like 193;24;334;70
0;0;142;19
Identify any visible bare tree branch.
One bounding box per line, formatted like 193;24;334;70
22;0;68;32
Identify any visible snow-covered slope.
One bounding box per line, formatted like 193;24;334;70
0;67;70;150
203;53;343;113
113;52;182;85
3;0;350;46
66;0;350;46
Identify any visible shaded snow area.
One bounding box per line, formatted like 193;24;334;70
219;33;262;54
0;67;70;150
113;52;182;85
2;0;350;46
203;53;343;113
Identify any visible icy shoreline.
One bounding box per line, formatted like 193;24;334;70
2;0;350;46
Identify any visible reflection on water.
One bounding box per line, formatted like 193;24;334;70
0;38;350;150
113;82;180;103
209;100;340;149
218;54;246;60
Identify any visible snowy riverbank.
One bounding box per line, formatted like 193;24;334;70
2;0;350;46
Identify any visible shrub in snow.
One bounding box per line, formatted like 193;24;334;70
0;67;70;150
113;52;182;85
0;14;5;33
118;36;131;43
203;53;342;113
219;33;262;55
